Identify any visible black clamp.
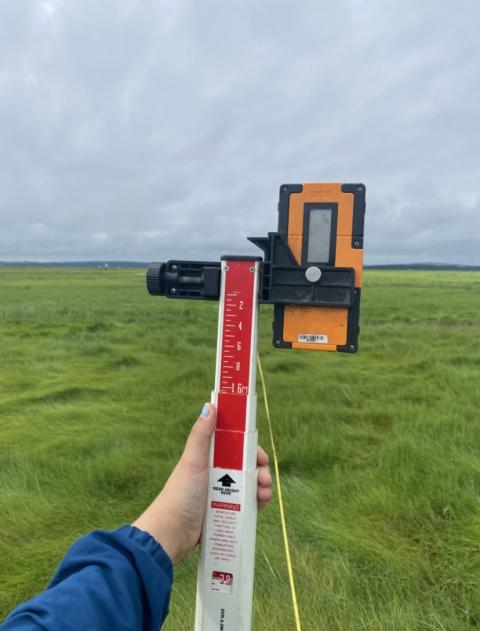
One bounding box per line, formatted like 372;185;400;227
147;233;355;309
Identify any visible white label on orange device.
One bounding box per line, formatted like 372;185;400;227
298;333;329;344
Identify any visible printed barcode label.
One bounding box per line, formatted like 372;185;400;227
298;334;328;344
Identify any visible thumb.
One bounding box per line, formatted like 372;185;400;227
181;403;216;469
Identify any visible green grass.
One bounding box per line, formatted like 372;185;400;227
1;267;480;630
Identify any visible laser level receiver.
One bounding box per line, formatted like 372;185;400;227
146;182;365;631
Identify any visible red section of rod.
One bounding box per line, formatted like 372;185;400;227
213;260;256;471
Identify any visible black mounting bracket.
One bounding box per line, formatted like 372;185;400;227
147;233;355;309
247;232;354;307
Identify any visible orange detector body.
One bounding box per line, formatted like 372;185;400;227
249;183;365;353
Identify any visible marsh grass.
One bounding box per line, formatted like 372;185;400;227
1;268;480;630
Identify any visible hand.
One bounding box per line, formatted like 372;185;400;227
133;403;273;564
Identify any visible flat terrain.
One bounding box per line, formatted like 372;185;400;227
1;268;480;630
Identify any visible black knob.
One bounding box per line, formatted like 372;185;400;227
146;262;166;295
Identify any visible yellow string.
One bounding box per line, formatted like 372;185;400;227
257;353;302;631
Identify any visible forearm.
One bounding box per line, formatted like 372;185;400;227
1;526;173;631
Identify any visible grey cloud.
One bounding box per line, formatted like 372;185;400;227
0;0;479;263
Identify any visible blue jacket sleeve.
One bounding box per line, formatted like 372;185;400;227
1;525;173;631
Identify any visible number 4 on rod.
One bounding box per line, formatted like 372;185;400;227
146;183;366;631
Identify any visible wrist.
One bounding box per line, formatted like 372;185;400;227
132;507;186;564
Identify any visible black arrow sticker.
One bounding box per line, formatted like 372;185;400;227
218;474;236;488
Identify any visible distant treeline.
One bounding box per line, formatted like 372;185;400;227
0;261;479;271
0;261;148;268
366;264;480;271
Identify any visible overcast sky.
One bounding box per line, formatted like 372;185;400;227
0;0;479;264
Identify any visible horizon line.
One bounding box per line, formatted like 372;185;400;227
0;260;479;270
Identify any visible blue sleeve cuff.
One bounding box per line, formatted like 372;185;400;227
117;524;173;578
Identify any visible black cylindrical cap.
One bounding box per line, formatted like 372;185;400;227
146;262;166;295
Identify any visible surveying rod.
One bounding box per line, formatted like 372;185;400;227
146;183;366;630
196;256;261;630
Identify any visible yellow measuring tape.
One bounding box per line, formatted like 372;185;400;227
257;354;302;631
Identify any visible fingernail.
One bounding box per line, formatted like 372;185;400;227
200;404;209;417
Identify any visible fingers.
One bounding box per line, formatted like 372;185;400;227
257;454;273;509
257;469;273;509
256;445;273;509
258;464;272;488
257;445;269;467
182;404;217;470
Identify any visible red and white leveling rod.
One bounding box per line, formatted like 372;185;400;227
195;257;261;631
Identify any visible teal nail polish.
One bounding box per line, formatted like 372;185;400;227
200;404;209;417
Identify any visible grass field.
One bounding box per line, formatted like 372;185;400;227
1;267;480;630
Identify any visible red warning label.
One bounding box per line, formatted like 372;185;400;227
211;501;241;512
